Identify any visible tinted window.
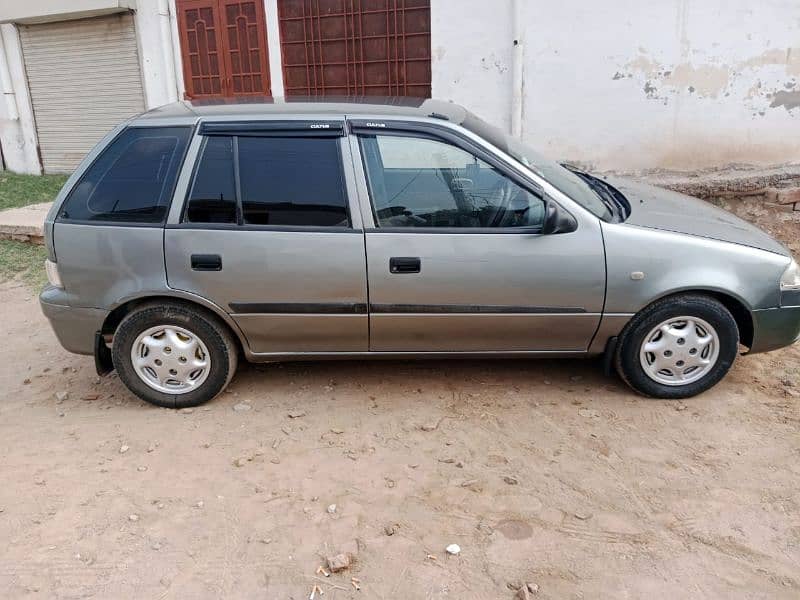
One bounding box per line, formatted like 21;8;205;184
360;134;545;229
462;111;612;221
59;127;190;223
184;135;349;228
185;136;237;223
238;137;347;227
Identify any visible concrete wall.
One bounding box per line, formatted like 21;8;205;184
432;0;800;171
133;0;180;110
0;24;41;174
3;0;799;173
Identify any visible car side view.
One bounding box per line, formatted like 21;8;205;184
40;97;800;408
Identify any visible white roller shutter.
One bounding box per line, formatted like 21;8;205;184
20;13;146;173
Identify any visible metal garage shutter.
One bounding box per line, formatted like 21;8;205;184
20;13;146;173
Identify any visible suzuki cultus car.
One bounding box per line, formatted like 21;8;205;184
40;98;800;407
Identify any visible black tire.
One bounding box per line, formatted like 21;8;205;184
614;294;739;399
112;301;238;408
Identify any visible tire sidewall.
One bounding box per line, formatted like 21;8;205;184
617;296;739;399
112;305;234;408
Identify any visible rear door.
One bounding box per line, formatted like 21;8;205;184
165;120;368;355
351;121;606;352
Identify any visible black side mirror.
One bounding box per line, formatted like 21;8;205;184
541;200;578;234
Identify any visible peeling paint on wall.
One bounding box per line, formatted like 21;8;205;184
665;63;729;98
739;47;800;76
615;47;800;115
432;1;800;171
770;90;800;111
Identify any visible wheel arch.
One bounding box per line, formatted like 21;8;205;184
637;288;754;350
100;292;248;356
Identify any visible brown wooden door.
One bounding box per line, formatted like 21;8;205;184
177;0;272;98
277;0;431;97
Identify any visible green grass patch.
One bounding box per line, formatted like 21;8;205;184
0;239;47;289
0;172;69;211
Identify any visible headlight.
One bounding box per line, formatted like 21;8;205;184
780;258;800;291
45;259;63;288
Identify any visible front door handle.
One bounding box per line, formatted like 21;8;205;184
191;254;222;271
390;256;421;274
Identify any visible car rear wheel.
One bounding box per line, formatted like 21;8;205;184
615;294;739;399
112;302;238;408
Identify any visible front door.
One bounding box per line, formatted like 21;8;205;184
352;125;606;352
165;121;368;355
176;0;272;98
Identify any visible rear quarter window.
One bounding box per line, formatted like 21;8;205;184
58;126;191;224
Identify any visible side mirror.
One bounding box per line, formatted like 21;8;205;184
541;200;578;234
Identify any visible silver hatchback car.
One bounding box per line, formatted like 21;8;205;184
40;98;800;408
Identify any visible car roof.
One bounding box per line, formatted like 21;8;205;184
132;96;467;126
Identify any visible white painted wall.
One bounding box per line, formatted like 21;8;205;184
431;0;513;134
432;0;800;171
3;0;799;173
0;24;41;174
133;0;180;109
263;0;284;97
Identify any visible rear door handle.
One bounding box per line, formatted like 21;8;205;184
390;256;421;274
191;254;222;271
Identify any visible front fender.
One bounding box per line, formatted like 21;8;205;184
601;223;787;313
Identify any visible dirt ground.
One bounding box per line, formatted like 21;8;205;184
1;202;799;600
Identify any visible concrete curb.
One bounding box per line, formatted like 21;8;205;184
0;202;51;245
616;163;800;201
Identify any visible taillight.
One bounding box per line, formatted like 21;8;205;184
45;259;62;288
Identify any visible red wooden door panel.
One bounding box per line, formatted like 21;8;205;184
177;0;226;97
177;0;271;98
277;0;431;97
219;0;272;95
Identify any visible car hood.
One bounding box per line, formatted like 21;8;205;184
606;177;789;256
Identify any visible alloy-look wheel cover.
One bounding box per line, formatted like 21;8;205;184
639;316;720;386
131;325;211;394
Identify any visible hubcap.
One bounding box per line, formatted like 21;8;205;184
639;316;719;386
131;325;211;394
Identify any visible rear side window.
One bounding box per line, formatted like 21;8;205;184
59;126;191;224
185;136;237;223
184;135;348;227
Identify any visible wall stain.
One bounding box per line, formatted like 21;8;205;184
480;54;508;74
616;45;800;108
665;63;730;98
738;47;800;76
770;90;800;111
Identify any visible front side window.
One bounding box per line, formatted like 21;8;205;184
359;134;545;229
59;126;191;224
462;111;613;221
184;134;349;227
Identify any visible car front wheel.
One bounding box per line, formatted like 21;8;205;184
615;294;739;399
112;302;238;408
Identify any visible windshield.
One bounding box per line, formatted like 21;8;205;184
461;111;612;221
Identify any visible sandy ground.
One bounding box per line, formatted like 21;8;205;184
1;204;799;599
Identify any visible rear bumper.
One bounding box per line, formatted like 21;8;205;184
749;305;800;354
40;287;108;355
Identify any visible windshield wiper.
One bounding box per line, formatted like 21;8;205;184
563;167;623;222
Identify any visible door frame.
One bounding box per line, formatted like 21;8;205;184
344;117;586;232
343;115;608;353
164;115;370;360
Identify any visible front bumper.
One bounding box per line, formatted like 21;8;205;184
749;305;800;354
40;286;109;356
